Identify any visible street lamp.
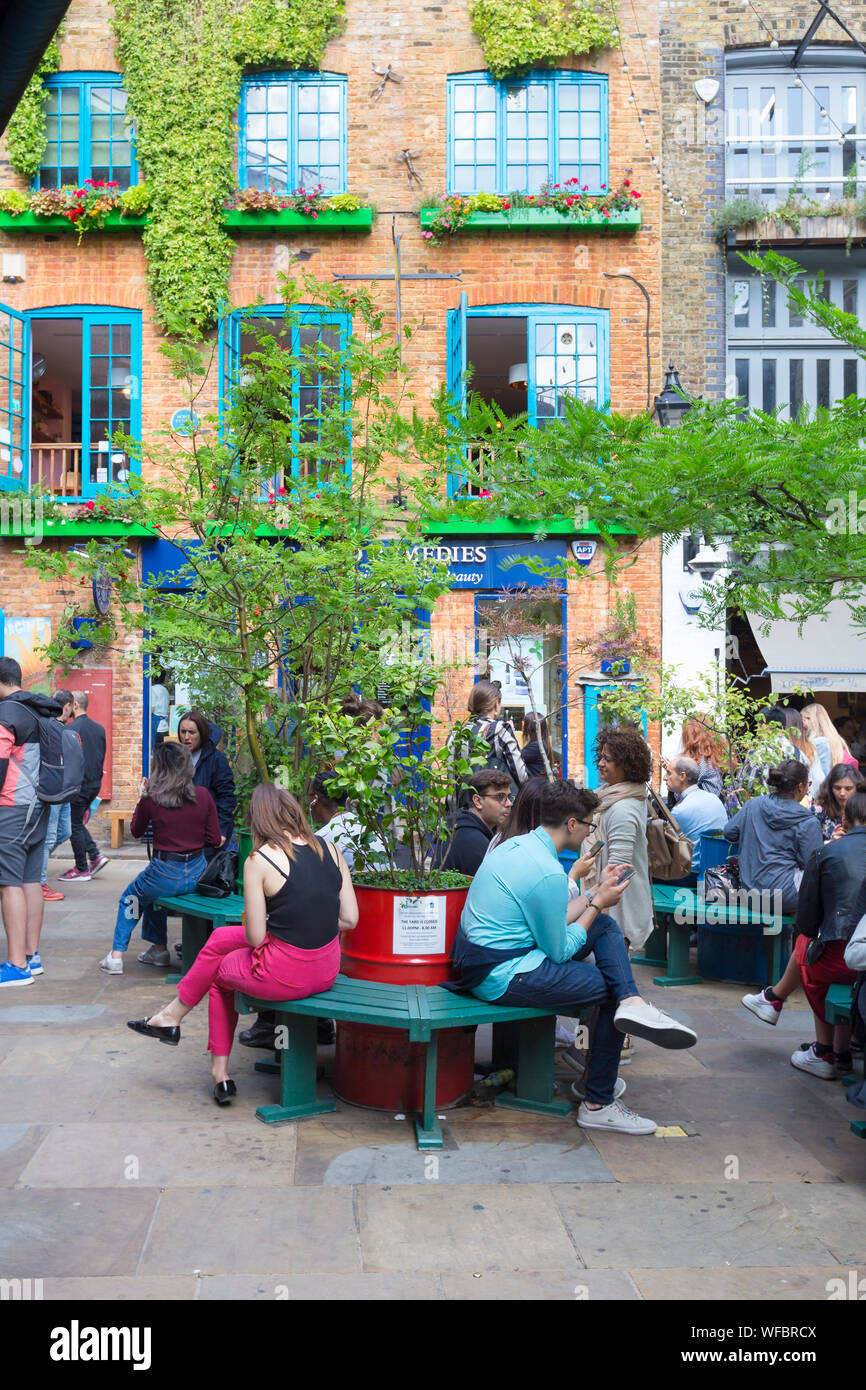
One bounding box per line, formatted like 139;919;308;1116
654;361;692;428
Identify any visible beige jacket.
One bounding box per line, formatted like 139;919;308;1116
589;785;653;951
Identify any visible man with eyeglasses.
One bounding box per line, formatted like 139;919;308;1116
449;780;698;1135
432;769;513;877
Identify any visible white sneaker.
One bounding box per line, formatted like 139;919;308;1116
555;1020;575;1047
791;1042;836;1079
742;988;782;1026
577;1099;657;1135
614;999;697;1049
571;1076;626;1102
137;945;170;967
99;953;123;974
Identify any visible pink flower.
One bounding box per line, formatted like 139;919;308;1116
277;486;287;496
83;500;95;510
422;230;433;239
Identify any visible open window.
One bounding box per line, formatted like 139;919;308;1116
446;300;608;495
0;303;140;497
221;305;350;487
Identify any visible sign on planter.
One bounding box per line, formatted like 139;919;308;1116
392;896;447;956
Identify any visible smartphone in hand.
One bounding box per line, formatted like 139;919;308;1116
587;841;603;858
617;866;635;883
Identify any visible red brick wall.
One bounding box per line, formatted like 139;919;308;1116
0;0;663;798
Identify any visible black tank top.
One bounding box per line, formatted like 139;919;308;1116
257;839;341;949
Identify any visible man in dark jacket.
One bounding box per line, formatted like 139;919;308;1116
433;769;513;876
59;691;108;883
0;656;61;986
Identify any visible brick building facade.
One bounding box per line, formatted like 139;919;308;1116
0;0;666;813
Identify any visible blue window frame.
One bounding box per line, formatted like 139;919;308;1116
239;72;347;193
0;304;141;498
447;71;608;195
220;305;351;484
37;73;137;190
446;298;610;496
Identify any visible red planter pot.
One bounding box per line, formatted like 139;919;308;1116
335;884;475;1111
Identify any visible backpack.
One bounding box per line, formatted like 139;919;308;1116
6;707;85;804
449;718;515;810
646;786;694;881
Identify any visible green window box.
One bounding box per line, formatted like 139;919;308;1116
419;207;642;232
0;208;374;233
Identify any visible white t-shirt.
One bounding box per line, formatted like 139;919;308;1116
317;810;387;872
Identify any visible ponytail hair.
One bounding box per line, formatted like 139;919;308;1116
767;759;809;795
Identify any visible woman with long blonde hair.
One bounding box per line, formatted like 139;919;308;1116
801;703;857;774
126;783;358;1105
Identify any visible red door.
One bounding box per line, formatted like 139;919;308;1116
64;667;113;799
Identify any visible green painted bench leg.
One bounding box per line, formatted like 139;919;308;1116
415;1032;443;1151
653;916;702;987
495;1014;571;1118
166;913;212;985
255;1014;336;1125
633;920;667;969
851;1119;866;1138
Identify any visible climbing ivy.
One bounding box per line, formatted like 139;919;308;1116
230;0;345;67
5;28;62;179
469;0;618;80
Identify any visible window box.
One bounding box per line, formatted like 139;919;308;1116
0;208;373;233
419;206;641;233
726;215;866;247
0;210;148;232
222;206;373;231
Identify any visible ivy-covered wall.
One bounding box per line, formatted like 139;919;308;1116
469;0;618;80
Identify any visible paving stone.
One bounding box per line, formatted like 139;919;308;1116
322;1139;614;1186
358;1184;579;1272
0;1124;49;1187
551;1182;837;1268
0;1038;90;1076
41;1277;197;1300
0;1074;109;1123
0;1004;106;1023
630;1265;862;1300
199;1272;441;1299
586;1117;841;1185
17;1120;298;1188
138;1187;361;1275
778;1185;866;1266
441;1268;642;1300
0;1188;158;1276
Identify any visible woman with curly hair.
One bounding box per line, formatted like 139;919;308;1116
589;726;654;954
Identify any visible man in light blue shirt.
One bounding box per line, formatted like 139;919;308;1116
452;782;697;1136
666;757;726;877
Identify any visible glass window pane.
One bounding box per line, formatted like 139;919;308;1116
733;278;750;326
536;324;555;352
246;84;266;112
844;359;858;398
581;140;601;163
506;87;526;110
816;358;830;409
90;390;110;417
61;88;78;112
507;140;527;162
507;112;527;137
297;141;320;163
762;358;776;413
761;279;776;327
319;86;340;111
528;139;547;162
91;142;110;164
558;85;581;110
581;165;601;187
789;359;803;417
476;112;495;137
298;114;319;138
579;85;600;110
528;113;547;137
559;139;580;161
268;85;289;111
528;86;548;110
60;116;79;139
735;358;749;402
787;278;805;328
92;115;111;139
111;390;131;418
454;113;474;138
452;167;476;192
476;85;496;111
91;326;110;353
114;325;131;352
559;111;580;138
844;279;858;315
297;85;318;111
268;113;288;139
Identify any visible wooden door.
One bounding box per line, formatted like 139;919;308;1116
65;666;113;799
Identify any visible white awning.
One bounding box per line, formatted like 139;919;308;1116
747;600;866;692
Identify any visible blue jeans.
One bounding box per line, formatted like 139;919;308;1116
40;802;72;884
112;854;206;953
499;913;639;1107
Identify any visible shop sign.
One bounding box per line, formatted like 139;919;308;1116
409;538;565;589
570;539;597;567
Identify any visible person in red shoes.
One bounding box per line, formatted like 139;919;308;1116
58;691;108;884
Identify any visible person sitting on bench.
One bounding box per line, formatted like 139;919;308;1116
450;780;698;1136
126;783;358;1106
432;769;513;876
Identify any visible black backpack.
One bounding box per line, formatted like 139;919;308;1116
1;701;85;804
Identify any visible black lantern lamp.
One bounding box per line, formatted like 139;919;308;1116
654;362;692;428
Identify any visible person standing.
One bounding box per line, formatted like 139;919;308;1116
40;688;75;903
150;672;170;752
0;657;60;986
453;680;529;797
177;709;236;854
58;691;108;883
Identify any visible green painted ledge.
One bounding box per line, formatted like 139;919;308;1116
423;515;631;535
0;207;374;234
419;207;642;233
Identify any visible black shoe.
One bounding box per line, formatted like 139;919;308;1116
213;1079;237;1106
174;943;182;960
239;1019;277;1049
127;1018;180;1045
317;1017;336;1046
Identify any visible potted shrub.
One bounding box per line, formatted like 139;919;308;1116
575;592;658;678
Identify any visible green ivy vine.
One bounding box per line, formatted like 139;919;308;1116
469;0;618;80
5;28;62;178
112;0;345;333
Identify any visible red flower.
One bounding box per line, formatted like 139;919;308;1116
267;496;276;504
623;179;630;187
601;183;607;189
502;201;510;210
277;486;287;496
83;500;95;511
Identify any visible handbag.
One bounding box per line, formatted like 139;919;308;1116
646;786;694;881
195;846;238;899
703;857;741;903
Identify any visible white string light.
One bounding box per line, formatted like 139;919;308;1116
606;2;688;215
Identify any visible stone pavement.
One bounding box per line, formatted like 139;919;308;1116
1;857;865;1302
